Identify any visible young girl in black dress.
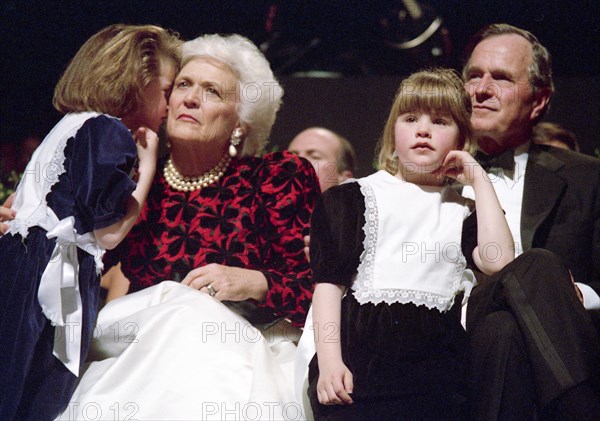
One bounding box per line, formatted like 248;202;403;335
0;24;180;419
308;68;514;420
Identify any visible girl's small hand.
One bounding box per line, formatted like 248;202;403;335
0;193;16;235
132;127;159;167
303;235;311;262
316;360;354;405
433;150;486;186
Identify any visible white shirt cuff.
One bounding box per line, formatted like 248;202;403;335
575;282;600;310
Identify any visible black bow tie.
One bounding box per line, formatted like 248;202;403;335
475;149;515;173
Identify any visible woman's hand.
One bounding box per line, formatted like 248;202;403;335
181;263;268;302
433;150;487;186
0;193;15;235
316;360;354;405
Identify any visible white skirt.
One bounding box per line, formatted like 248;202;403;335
57;281;304;421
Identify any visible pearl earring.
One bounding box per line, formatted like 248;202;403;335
229;128;242;157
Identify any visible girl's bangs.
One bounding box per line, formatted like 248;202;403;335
396;79;460;116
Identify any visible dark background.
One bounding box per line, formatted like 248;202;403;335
1;1;599;176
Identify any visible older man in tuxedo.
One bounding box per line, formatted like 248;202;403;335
461;23;600;420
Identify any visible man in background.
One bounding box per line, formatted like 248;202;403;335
288;127;356;192
532;121;580;152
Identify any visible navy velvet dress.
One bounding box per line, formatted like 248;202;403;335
0;115;137;420
307;182;478;421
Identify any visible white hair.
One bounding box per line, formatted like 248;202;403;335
182;34;283;156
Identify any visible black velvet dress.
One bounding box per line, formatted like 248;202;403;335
0;115;137;420
308;181;478;421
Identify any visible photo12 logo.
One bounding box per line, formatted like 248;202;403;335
201;401;304;421
60;401;139;421
216;81;280;103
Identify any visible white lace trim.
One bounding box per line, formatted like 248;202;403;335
8;113;102;239
352;182;469;311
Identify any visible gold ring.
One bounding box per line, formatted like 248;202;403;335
206;284;217;297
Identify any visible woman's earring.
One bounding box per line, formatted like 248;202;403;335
391;149;398;159
229;128;242;157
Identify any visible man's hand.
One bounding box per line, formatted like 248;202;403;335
569;271;584;304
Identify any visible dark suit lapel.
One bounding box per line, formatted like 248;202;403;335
521;146;566;251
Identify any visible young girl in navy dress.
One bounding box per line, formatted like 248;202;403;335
0;24;180;419
308;68;515;420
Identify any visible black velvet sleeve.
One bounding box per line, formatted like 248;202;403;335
461;209;479;272
69;115;137;230
309;182;366;287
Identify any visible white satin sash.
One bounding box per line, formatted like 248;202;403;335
38;214;103;376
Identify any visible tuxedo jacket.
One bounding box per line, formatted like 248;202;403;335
511;143;600;296
461;143;600;297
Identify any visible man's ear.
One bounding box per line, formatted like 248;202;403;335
338;170;353;183
530;88;552;121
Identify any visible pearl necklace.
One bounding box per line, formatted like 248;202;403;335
163;154;231;192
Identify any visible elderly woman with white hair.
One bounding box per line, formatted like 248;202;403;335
59;34;319;420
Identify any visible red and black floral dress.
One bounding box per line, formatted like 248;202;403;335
104;151;320;327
